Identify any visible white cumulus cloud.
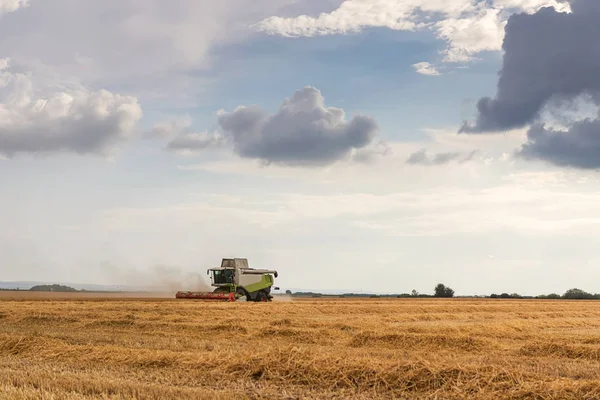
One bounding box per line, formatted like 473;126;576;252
256;0;571;63
435;7;507;62
412;62;441;76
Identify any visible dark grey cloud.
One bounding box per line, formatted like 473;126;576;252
0;109;141;158
518;120;600;169
215;86;380;166
0;62;142;158
460;0;600;134
407;149;479;166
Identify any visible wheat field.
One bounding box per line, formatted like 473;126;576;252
2;293;600;399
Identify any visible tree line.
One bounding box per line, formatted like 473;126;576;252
284;285;600;300
29;284;78;292
490;288;600;300
286;284;457;298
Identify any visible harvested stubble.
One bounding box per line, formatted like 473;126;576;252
2;295;600;399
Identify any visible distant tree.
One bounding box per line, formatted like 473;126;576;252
285;290;292;295
537;293;561;299
411;289;419;297
499;293;511;299
489;293;498;298
30;284;77;292
563;288;595;299
434;283;455;298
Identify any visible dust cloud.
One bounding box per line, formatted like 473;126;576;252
271;294;293;302
97;263;212;296
142;265;212;293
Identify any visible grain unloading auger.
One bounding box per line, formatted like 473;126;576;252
175;258;279;302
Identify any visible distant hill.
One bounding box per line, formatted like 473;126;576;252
29;284;78;292
0;281;153;292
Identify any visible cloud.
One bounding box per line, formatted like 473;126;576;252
209;86;379;167
518;119;600;169
167;132;226;155
255;0;570;63
0;1;306;91
407;149;480;165
412;62;441;76
163;86;383;166
494;0;569;12
460;0;600;133
421;126;528;153
150;115;226;155
0;0;27;14
435;7;507;63
147;116;193;139
0;59;142;158
457;0;600;169
350;140;392;164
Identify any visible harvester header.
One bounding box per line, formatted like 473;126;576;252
175;258;279;302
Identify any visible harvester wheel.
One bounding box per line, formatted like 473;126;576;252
236;287;250;302
256;291;269;302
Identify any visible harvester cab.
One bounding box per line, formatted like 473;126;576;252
176;258;279;302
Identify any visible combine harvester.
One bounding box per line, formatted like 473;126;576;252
176;258;279;302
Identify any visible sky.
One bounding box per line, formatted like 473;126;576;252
2;0;600;296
